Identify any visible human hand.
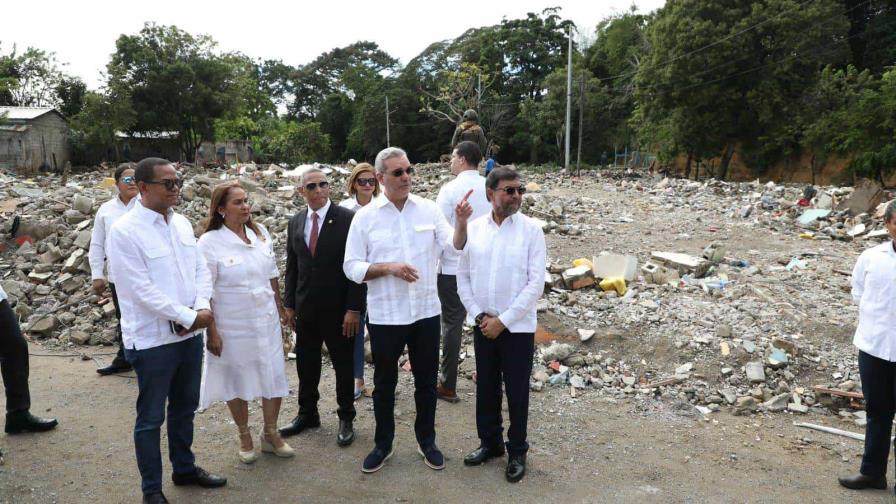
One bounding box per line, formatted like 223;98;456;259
480;316;505;339
455;189;474;224
181;309;213;335
284;308;296;332
206;332;223;357
390;263;420;283
91;279;108;296
343;310;360;338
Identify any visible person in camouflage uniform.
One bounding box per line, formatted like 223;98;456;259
451;109;488;157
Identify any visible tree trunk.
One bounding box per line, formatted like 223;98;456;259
716;144;735;181
810;153;817;185
684;152;693;180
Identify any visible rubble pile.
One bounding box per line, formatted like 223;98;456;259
0;164;878;425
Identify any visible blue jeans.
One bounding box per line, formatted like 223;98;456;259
124;336;203;495
353;311;366;381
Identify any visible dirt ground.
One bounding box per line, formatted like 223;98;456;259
1;172;893;503
0;352;893;504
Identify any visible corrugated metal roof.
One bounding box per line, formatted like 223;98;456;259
0;124;30;133
0;106;61;121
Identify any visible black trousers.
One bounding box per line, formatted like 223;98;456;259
109;283;127;362
0;299;30;414
859;350;896;478
368;315;440;451
473;327;534;456
295;308;356;422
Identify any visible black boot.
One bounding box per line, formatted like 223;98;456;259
838;473;887;490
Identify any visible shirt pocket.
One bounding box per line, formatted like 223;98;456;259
369;229;399;260
217;255;248;287
411;224;436;261
144;247;173;283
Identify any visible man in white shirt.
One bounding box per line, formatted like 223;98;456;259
840;201;896;494
0;284;58;463
434;141;490;403
109;157;225;504
89;163;140;375
344;147;471;474
456;166;545;483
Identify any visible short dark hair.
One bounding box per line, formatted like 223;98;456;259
114;162;134;182
135;157;171;183
454;141;482;167
486;166;520;190
885;200;896;223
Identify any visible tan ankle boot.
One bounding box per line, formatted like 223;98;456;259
261;424;295;458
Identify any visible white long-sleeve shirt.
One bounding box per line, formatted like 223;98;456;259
435;170;490;275
457;212;546;333
108;201;212;350
851;241;896;361
0;285;6;302
88;194;139;283
344;193;455;325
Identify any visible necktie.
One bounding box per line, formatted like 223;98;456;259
309;212;319;257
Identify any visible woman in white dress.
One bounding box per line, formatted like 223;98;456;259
198;181;294;463
339;163;379;398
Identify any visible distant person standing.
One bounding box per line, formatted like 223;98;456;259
456;166;545;483
110;157;226;504
839;201;896;495
89;163;140;375
434;141;490;403
450;109;488;157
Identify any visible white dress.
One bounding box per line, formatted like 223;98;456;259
197;224;289;408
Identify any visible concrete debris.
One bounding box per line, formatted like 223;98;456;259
650;251;711;278
593;252;638;281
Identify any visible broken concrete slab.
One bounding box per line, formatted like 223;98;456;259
745;361;766;383
561;265;595;290
72;195;95;215
838;178;884;216
650;251;710;278
797;209;831;225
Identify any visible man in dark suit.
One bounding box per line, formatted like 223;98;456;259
279;167;365;447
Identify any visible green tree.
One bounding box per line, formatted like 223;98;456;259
54;76;87;117
0;44;64;107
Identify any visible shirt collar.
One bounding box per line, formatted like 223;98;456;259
309;199;331;219
456;169;480;179
375;193;419;210
221;224;259;246
487;210;517;227
134;200;173;224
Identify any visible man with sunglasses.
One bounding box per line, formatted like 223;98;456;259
109;157;225;504
344;147;472;474
434;141;490;404
89;163;140;375
279;167;365;448
456;166;544;483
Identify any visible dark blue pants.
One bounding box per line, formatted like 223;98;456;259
109;283;126;363
368;315;440;451
124;336;203;495
859;350;896;478
473;327;534;456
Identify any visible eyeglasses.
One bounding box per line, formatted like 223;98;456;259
304;181;329;191
120;176;136;185
389;167;415;177
494;186;526;196
145;178;184;191
356;177;376;186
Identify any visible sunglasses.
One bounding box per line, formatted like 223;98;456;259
145;178;184;191
389;167;415;177
494;186;527;196
120;176;136;185
356;177;376;187
305;181;329;191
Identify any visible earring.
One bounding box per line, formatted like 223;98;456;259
219;212;225;218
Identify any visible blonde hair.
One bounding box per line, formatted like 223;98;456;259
346;162;380;198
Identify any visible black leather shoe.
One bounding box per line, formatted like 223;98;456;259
172;466;227;488
278;415;320;437
505;453;526;483
96;359;132;375
838;473;887;490
5;411;58;434
464;445;506;466
337;420;354;447
143;492;168;504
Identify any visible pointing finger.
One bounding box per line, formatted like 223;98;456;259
461;189;474;203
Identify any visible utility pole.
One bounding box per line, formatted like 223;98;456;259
576;70;585;175
385;95;390;146
564;24;573;170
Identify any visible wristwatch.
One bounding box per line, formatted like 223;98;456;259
475;312;488;325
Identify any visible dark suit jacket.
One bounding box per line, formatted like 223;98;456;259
284;203;365;317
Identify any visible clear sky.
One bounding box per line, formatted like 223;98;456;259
2;0;665;89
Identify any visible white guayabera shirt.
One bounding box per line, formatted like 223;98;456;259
344;193;456;325
457;212;547;333
109;201;212;351
851;240;896;361
89;194;140;283
435;169;490;275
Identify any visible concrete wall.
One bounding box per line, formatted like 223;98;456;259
0;113;70;174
